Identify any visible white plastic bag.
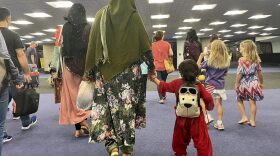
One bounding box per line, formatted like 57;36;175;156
76;81;95;110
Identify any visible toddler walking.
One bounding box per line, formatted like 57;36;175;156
235;40;264;127
150;59;214;156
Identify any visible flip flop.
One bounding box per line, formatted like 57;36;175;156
238;120;248;124
248;122;256;127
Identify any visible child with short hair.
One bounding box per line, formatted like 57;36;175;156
235;40;264;127
197;40;231;130
150;59;214;156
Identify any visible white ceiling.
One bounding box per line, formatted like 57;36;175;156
1;0;280;44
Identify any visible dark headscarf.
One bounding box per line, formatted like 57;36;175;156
62;3;91;76
84;0;151;81
186;29;199;43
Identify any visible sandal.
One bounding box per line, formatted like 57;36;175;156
238;119;248;124
247;121;256;127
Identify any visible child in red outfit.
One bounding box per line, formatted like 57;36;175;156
150;59;214;156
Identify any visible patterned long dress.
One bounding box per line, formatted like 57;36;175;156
87;52;153;148
237;58;264;101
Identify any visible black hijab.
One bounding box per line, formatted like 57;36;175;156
62;3;91;76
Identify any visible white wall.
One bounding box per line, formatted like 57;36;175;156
272;41;280;53
42;44;55;72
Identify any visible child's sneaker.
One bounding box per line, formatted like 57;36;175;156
3;135;12;143
21;116;37;130
205;113;214;125
214;121;224;131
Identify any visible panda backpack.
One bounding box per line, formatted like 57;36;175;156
176;83;201;118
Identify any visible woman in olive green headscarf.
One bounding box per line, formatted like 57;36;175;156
84;0;154;155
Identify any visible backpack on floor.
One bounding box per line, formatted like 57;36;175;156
176;84;201;118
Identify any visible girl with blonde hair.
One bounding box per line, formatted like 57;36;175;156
197;40;231;130
235;40;263;127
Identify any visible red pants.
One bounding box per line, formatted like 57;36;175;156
172;114;212;156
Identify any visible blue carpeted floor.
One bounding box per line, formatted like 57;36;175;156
3;90;280;156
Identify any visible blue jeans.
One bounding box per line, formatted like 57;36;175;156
0;87;9;156
9;85;31;127
156;70;168;100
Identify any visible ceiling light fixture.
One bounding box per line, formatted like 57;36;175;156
43;29;56;32
12;20;33;25
30;32;46;36
200;28;213;32
152;24;167;28
263;27;278;31
149;0;174;4
183;18;201;23
173;36;183;39
153;30;166;33
249;14;271;19
192;4;217;10
21;35;34;39
234;31;247;34
224;35;234;38
178;27;192;30
46;1;74;8
219;29;231;33
223;40;230;42
151;14;170;19
8;26;20;30
25;12;52;18
197;33;205;36
260;33;272;36
224;10;248;15
209;21;227;25
230;24;247;27
87;17;95;22
248;25;264;29
42;39;53;42
175;32;186;35
248;32;259;35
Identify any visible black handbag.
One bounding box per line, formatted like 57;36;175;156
13;85;40;116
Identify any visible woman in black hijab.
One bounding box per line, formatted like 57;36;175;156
183;29;202;62
59;3;91;138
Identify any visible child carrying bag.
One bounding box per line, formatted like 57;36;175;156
176;84;200;118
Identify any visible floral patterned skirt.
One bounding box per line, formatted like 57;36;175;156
89;63;146;147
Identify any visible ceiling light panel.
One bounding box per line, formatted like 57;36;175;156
21;35;34;39
25;12;52;18
173;36;183;39
175;32;187;35
200;28;213;32
30;32;46;36
224;35;234;37
197;33;205;36
178;27;192;30
260;33;272;36
209;21;227;25
153;31;166;33
12;20;33;25
46;1;74;8
263;27;278;31
192;4;217;10
149;0;174;4
43;29;56;32
152;24;167;28
151;14;170;19
249;14;271;19
8;26;20;30
248;25;264;29
248;32;259;35
234;31;247;34
231;24;247;27
224;10;248;15
42;39;53;42
219;29;231;33
183;18;201;23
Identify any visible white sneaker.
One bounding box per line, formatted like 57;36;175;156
214;121;225;131
205;114;214;125
159;99;165;104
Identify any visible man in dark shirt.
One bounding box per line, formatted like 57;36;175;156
0;7;37;145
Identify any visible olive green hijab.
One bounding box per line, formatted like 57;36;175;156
84;0;151;81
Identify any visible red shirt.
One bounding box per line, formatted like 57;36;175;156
159;79;214;111
152;40;171;71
